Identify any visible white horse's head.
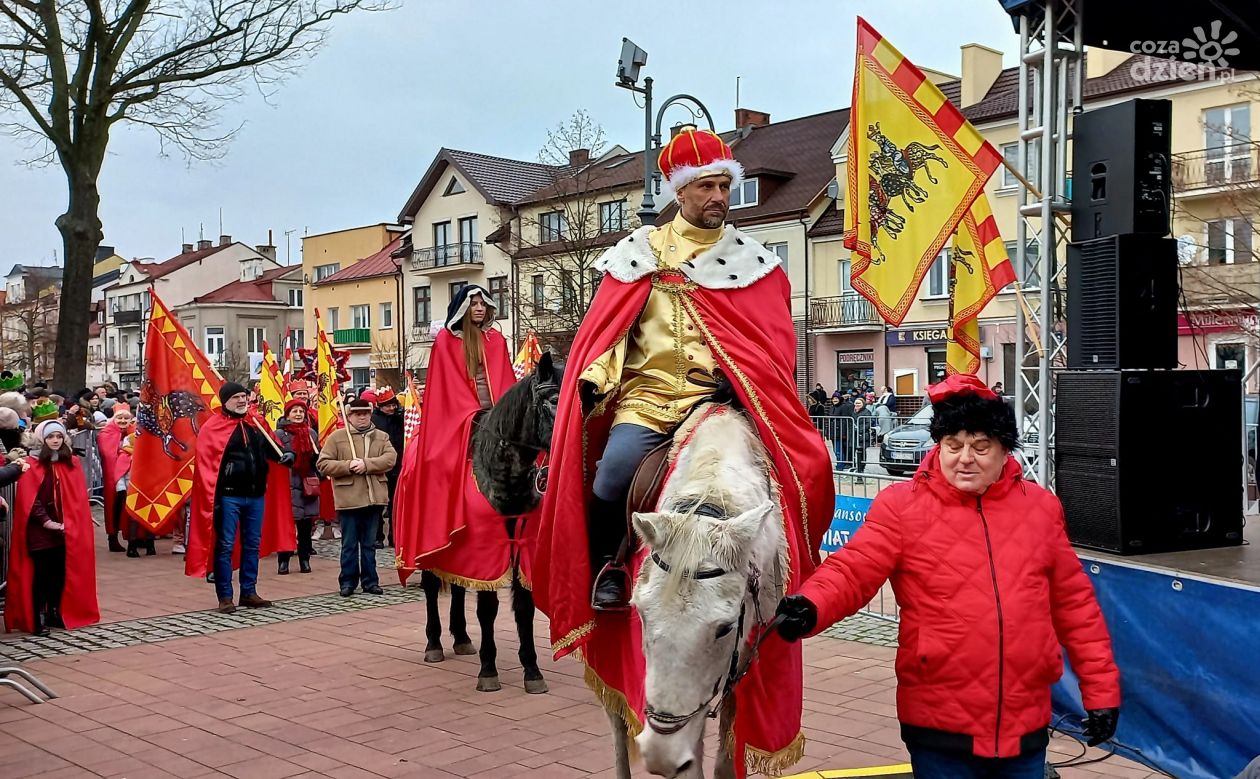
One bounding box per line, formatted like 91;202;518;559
630;407;785;778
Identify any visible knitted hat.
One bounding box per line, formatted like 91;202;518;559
34;419;67;442
30;398;60;423
283;397;308;417
0;370;24;391
0;408;18;430
345;396;372;411
374;386;397;405
218;382;248;405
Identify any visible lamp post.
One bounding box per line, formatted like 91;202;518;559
614;38;717;226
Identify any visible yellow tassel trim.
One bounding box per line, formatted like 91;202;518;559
552;619;594;654
426;567;514;592
581;659;642;762
745;731;806;777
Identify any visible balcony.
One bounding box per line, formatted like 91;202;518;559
113;309;143;325
410;322;437;343
1172;143;1260;196
333;328;371;347
810;294;883;331
410;242;483;273
112;357;141;372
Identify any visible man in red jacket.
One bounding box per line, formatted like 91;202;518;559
777;374;1121;777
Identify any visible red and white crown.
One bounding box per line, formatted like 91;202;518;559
657;126;745;201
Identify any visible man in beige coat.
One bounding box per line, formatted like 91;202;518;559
317;396;397;597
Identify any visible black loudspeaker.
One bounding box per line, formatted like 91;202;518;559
1055;370;1244;555
1067;234;1177;370
1071;98;1172;241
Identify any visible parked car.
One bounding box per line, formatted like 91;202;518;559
880;404;934;476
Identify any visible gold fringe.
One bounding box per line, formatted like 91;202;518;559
553;619;594;654
581;658;642;762
744;731;806;777
427;567;513;592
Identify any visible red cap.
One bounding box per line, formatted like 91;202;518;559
283;397;308;416
926;373;998;404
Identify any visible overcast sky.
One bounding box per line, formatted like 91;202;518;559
0;0;1019;267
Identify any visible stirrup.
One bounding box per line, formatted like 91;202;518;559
591;560;632;612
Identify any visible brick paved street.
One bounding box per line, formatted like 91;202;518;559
0;530;1164;778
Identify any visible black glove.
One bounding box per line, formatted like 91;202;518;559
774;595;818;642
709;368;740;408
278;452;295;466
1082;707;1119;747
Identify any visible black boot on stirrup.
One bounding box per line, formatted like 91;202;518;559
589;497;630;611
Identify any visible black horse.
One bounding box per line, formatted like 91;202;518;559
443;351;562;695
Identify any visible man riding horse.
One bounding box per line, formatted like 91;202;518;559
535;127;834;775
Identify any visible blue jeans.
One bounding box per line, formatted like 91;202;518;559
907;747;1046;779
338;506;382;591
214;495;265;602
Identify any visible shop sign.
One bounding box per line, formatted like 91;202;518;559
837;350;875;364
886;327;949;346
1178;310;1259;335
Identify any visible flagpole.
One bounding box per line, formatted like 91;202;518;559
1001;158;1070;228
340;401;358;461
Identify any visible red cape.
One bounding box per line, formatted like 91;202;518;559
185;410;295;578
4;456;100;633
394;327;537;588
98;422;125;534
534;267;833;776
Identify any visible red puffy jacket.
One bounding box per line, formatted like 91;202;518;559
799;449;1120;758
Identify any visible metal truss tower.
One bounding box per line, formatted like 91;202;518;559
1013;0;1083;485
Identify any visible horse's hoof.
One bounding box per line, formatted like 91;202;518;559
476;675;502;692
452;641;477;656
524;677;549;695
423;648;445;663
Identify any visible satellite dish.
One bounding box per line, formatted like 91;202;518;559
1176;234;1198;266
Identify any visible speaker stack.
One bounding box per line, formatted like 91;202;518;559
1057;98;1244;555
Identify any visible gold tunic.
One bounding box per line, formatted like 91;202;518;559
580;213;721;434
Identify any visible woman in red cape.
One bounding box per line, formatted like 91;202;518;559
184;406;295;579
98;404;155;556
534;242;834;776
394;284;534;589
5;421;100;635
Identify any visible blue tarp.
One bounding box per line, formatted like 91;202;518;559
1053;559;1260;779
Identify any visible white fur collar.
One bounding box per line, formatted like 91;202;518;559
594;224;781;289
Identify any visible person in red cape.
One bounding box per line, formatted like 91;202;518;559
5;421;100;636
395;285;534;591
186;382;295;613
98;403;154;557
533;126;833;776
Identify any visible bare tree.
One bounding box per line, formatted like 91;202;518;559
510;110;636;357
0;0;392;390
216;339;250;384
0;287;59;380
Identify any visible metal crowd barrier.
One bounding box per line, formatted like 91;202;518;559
830;470;908;624
810;412;924;476
70;429;106;511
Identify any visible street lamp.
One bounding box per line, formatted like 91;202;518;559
614;38;717;226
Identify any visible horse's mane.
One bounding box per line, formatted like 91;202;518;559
481;372;538;444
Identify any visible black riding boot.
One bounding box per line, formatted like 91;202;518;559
277;554;290;575
590;496;630;611
298;555;312;574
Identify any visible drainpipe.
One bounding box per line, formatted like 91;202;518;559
801;216;811;394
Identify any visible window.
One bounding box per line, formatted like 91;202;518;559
1000;141;1041;190
246;327;266;353
449;281;467;303
532;273;545;310
1207;218;1254;264
561;270;577;311
205;327;226;363
121;334;129;361
351;368;371;390
925;249;949;298
766;242;789;270
379;302;393;329
314;263;340;280
838;259;853;292
291;329;305;350
288;288;303;308
488;276;509;320
1005;239;1041;288
443;176;465;196
589;268;603;301
729;178;759;208
414;286;431;329
1204;104;1252;185
1214;341;1247;373
107;335;116;360
433;221;452;265
540;211;567;242
599;200;626;233
458;216;478;257
326;307;339;330
351;304;370;329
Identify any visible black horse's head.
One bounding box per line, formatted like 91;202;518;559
530;352;563;450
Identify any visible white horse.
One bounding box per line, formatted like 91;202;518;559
608;403;787;779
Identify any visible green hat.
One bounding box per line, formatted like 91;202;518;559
30;398;59;423
0;371;24;392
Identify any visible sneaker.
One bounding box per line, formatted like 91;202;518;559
311;525;323;541
172;543;186;554
332;526;342;539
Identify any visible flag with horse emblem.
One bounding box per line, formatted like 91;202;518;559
402;370;422;444
946;193;1016;375
126;290;223;532
845;17;1003;325
513;329;543;380
314;308;344;446
257;340;290;430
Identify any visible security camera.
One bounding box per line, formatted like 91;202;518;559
617;38;648;86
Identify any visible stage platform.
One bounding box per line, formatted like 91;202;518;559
1054;540;1260;779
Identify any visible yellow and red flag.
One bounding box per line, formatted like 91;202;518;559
125;290;223;532
257;340;291;430
513;329;542;380
945;193;1017;375
402;370;422;444
314;308;343;445
845;17;1003;325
